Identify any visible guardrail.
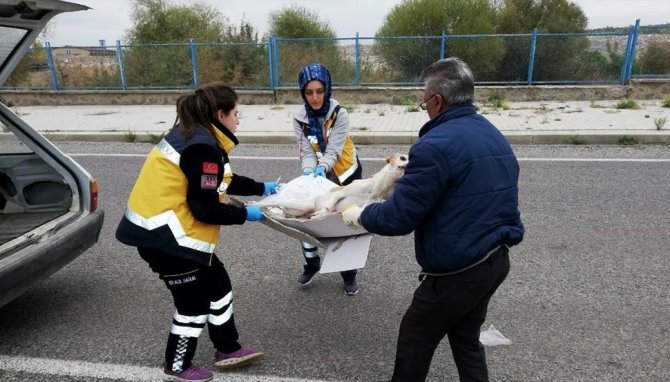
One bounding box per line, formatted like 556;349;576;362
4;20;668;91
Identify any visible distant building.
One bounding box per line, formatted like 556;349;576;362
52;46;117;67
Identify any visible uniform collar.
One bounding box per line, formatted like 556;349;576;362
211;122;237;154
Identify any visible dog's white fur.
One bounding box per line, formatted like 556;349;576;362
255;153;408;218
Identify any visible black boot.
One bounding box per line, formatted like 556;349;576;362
341;269;358;296
298;254;320;285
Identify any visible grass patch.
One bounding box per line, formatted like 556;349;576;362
341;103;356;113
487;93;510;110
124;130;137;143
148;132;165;144
655;117;667;130
390;95;418;106
662;96;670;108
378;111;385;116
617;135;639;145
269;105;284;110
406;105;420;112
566;135;587;145
615;99;640;110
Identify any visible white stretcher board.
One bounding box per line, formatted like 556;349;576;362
228;176;372;273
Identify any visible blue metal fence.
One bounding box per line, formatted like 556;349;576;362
4;20;668;91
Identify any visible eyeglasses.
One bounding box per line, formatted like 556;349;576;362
419;93;437;110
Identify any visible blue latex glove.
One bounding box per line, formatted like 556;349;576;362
264;182;279;196
314;165;327;178
245;205;265;221
303;168;314;176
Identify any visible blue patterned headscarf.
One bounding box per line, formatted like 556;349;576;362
299;63;332;152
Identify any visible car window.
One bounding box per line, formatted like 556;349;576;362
0;26;29;71
0;121;34;154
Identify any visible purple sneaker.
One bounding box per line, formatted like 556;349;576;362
214;346;264;369
163;363;213;382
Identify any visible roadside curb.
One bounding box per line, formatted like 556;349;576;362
42;132;670;145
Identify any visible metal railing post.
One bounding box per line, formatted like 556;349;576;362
115;40;127;90
273;35;280;87
267;39;274;90
354;33;360;86
625;19;641;83
440;30;446;59
527;28;538;85
44;42;59;90
189;38;199;88
620;27;633;85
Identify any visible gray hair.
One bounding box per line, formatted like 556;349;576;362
421;57;474;106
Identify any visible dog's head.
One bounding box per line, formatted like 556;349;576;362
385;153;409;173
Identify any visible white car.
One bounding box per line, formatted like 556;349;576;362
0;0;104;308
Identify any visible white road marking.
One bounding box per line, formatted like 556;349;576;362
67;154;670;162
0;354;334;382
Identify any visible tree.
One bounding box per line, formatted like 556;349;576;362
123;0;228;87
199;19;269;87
374;0;505;82
122;0;267;88
637;41;670;75
495;0;589;82
267;6;352;86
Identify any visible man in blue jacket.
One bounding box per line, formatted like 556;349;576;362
343;57;524;382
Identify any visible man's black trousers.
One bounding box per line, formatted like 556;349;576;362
391;247;510;382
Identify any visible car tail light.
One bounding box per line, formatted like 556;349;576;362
90;179;99;211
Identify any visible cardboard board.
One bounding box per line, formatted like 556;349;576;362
228;175;373;271
320;234;372;273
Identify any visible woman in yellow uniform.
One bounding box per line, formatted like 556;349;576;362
116;83;278;382
292;63;362;295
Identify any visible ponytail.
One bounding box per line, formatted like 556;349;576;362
174;82;238;138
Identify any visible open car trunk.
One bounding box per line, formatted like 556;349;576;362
0;0;103;308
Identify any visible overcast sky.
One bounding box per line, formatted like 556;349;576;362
45;0;669;46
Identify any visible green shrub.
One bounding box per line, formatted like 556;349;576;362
124;130;137;143
488;93;510;110
617;135;638;145
148;132;165;144
615;99;639;110
566;135;586;145
662;96;670;108
655;117;667;130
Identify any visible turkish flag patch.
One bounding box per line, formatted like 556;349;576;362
203;162;218;174
201;175;218;189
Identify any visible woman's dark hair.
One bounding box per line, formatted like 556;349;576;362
174;82;238;138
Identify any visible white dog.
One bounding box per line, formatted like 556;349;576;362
254;153;408;218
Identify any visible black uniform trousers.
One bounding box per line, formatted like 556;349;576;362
138;247;241;372
391;246;510;382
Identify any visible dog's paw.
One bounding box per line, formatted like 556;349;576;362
342;205;363;228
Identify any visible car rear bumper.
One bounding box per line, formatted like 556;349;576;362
0;209;105;308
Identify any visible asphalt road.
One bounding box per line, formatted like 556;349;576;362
1;143;669;382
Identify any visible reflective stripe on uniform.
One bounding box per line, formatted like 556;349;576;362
336;145;358;183
210;291;232;310
208;292;234;326
157;138;180;166
171;312;207;338
124;207;215;253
